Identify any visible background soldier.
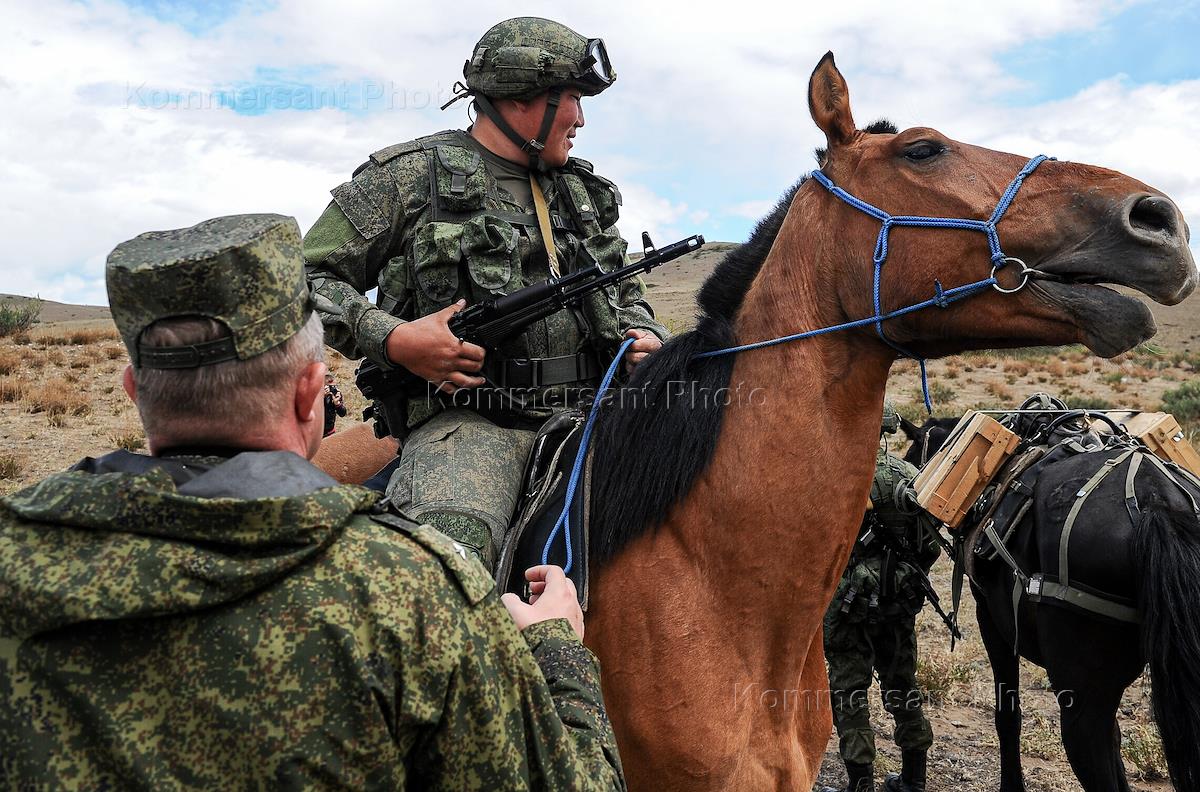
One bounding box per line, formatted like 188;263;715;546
821;403;941;792
323;371;347;436
0;214;625;790
303;17;668;570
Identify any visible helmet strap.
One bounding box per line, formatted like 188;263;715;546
472;88;563;173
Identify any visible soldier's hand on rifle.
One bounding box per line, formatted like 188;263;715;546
623;328;662;374
384;300;487;393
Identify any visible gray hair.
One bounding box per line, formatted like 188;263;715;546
132;312;326;439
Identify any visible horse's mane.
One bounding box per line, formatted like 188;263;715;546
589;179;805;566
588;118;898;567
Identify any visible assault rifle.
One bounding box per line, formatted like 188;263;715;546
356;232;705;439
859;510;962;640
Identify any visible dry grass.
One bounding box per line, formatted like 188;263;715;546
108;428;145;451
0;453;21;480
916;655;974;705
1122;723;1167;781
45;349;66;367
1002;359;1032;377
38;327;119;346
103;344;126;361
986;381;1014;402
1019;711;1066;761
0;348;20;376
0;376;26;403
1067;361;1089;376
23;379;91;417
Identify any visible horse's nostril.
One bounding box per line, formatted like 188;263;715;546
1129;195;1179;238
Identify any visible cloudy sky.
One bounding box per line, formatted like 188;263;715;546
2;0;1198;305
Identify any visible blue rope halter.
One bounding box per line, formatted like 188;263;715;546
544;155;1052;567
695;154;1052;410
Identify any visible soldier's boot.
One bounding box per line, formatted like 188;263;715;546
882;749;927;792
818;760;875;792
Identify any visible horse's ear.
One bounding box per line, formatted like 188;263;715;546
899;416;920;441
808;52;856;149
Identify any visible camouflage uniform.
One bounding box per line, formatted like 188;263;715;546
303;18;667;570
0;214;625;790
0;452;624;790
823;444;940;791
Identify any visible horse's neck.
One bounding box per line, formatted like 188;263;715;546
728;193;894;474
670;204;893;638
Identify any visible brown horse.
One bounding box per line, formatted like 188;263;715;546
311;421;400;485
583;53;1196;790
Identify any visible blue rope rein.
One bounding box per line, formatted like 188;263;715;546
697;155;1051;411
544;156;1051;566
542;336;637;572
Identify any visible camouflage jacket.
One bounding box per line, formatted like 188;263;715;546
0;450;624;790
303;130;667;424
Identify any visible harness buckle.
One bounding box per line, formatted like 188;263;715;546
991;257;1033;294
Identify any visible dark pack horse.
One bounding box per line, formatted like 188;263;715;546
905;403;1200;792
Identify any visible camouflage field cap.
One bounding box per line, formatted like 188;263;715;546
463;17;615;99
107;214;326;369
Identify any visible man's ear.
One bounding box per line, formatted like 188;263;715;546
294;361;327;425
122;364;137;403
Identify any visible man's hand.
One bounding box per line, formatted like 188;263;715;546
623;328;663;374
384;300;487;393
501;565;585;640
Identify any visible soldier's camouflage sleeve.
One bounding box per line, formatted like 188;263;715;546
420;596;625;791
522;619;623;782
303;159;416;366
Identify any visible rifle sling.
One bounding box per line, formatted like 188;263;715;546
530;175;561;277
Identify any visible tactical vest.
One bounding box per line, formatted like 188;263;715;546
348;130;630;425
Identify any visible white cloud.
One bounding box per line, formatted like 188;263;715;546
2;0;1197;304
725;200;777;221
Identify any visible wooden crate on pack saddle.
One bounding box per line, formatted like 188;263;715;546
1120;411;1200;478
912;412;1020;528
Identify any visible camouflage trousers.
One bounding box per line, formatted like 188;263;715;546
387;408;536;572
822;607;934;766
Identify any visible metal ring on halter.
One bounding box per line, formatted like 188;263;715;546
991;257;1033;294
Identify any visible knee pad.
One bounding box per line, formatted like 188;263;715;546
419;510;496;572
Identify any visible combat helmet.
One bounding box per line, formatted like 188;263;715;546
881;400;901;435
443;17;615;171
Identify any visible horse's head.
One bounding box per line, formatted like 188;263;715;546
805;53;1196;358
898;416;958;468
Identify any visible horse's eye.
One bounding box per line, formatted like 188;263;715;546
903;142;944;162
